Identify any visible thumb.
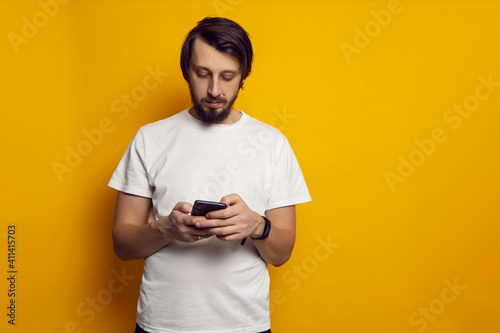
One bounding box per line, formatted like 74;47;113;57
174;202;193;214
220;193;241;206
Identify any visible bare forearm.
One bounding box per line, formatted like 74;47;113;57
252;218;295;267
113;219;172;261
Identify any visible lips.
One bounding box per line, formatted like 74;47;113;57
203;98;226;108
206;101;222;107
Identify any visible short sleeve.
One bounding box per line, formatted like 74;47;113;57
267;136;311;210
108;129;154;198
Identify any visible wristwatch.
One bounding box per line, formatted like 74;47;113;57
240;216;271;245
251;216;271;240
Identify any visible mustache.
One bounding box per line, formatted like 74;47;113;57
202;96;227;103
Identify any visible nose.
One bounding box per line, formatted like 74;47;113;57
207;77;221;97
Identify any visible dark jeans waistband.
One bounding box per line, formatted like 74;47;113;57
135;323;271;333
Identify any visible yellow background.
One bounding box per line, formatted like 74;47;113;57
1;0;499;332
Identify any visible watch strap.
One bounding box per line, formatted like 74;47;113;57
251;216;271;240
240;216;271;245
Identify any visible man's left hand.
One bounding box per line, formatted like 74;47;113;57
192;193;264;241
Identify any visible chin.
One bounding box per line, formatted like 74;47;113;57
194;104;231;124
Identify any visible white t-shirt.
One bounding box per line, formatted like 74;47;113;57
108;110;311;333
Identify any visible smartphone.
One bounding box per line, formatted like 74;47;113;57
191;200;227;216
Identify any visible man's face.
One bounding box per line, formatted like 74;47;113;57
188;38;243;124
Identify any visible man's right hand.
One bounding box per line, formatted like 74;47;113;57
162;202;214;243
112;192;213;261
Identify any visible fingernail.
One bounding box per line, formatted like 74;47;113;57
195;222;200;228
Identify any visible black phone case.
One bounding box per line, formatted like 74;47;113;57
191;200;227;216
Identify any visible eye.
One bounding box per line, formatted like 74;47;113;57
197;71;210;78
221;75;234;81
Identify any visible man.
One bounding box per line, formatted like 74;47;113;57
109;17;311;333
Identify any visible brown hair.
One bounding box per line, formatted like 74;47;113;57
180;17;253;88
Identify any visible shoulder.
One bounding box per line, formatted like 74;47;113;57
132;110;192;146
126;110;190;152
138;110;187;135
242;112;287;142
240;112;292;159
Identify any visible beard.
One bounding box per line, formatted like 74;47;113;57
190;85;238;125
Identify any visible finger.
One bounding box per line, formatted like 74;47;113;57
191;233;213;240
172;213;196;228
194;217;228;229
188;226;212;236
174;202;193;214
190;216;208;228
193;231;215;241
220;193;241;206
216;233;243;242
205;206;234;220
205;223;240;237
200;234;214;240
